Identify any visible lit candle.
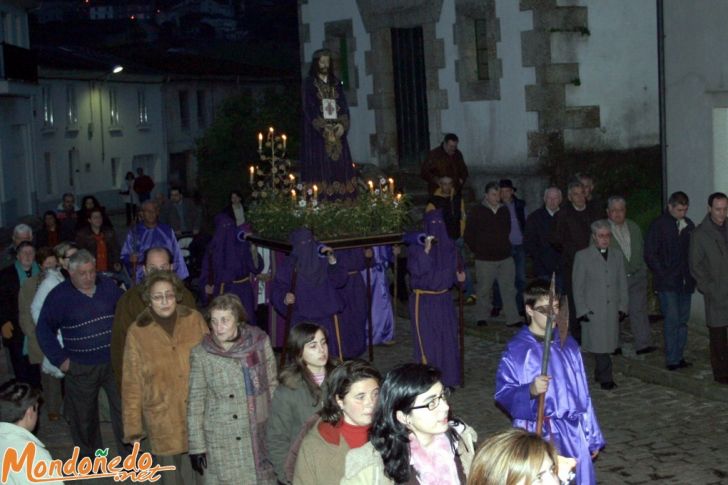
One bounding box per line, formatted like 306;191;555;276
289;173;295;185
258;133;263;151
282;134;287;151
249;166;254;185
269;126;274;138
388;177;394;193
396;193;402;202
368;180;374;193
291;189;296;201
313;184;318;199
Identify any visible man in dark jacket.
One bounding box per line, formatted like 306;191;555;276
525;186;563;289
689;192;728;383
551;181;600;343
420;133;469;194
645;191;695;371
493;179;526;313
464;181;521;327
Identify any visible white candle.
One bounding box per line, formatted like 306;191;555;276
249;166;254;185
388;177;394;193
258;133;263;151
291;189;296;201
313;184;318;199
282;134;287;151
368;180;374;193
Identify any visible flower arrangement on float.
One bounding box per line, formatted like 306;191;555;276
246;127;408;241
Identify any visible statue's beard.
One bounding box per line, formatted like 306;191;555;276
317;65;329;77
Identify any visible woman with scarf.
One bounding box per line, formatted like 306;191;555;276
122;271;208;484
293;359;381;485
341;363;477;485
17;247;60;420
187;293;278;484
406;209;466;387
0;241;41;387
271;228;347;360
267;323;335;484
199;213;263;320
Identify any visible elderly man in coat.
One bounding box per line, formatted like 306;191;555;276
689;192;728;385
573;220;628;390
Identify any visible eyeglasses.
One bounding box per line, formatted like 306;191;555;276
150;292;175;303
408;388;451;412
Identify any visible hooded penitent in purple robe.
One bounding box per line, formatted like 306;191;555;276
362;246;395;345
121;222;189;282
335;248;367;359
199;214;263;324
301;73;358;198
495;326;605;485
407;210;461;387
271;228;347;359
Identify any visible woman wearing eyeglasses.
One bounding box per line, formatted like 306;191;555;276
341;363;477;485
122;271;208;483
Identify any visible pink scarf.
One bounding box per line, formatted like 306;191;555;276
409;432;460;485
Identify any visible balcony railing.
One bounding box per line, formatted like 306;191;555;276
1;42;37;83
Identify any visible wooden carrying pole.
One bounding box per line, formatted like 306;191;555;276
366;252;374;362
278;268;298;369
535;274;557;436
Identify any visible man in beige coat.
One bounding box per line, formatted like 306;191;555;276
573;220;628;390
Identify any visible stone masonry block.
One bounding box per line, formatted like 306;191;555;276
519;0;556;11
564;106;600;129
536;7;588;32
521;30;550;67
525;84;564;112
543;63;580;84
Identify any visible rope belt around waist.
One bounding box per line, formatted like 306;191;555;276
333;314;343;362
347;270;359;275
219;276;251;295
412;289;449;364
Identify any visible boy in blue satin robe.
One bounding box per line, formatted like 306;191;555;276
495;281;605;485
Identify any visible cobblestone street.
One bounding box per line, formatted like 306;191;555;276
7;305;728;484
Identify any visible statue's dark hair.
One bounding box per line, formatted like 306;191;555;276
370;363;461;483
309;48;337;82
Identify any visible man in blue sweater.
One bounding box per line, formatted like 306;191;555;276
36;249;126;458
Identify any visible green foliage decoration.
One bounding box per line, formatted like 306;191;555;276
247;183;409;241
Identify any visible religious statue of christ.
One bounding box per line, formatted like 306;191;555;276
301;49;358;197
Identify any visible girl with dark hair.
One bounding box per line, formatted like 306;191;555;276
36;210;70;247
221;190;246;227
75;195;113;230
267;323;336;484
293;359;381;485
341;363;477;485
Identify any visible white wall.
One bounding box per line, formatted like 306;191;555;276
664;0;728;217
554;0;659;151
34;76;168;211
299;0;375;164
439;0;537;170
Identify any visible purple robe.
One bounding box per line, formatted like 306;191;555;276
336;249;367;359
199;214;263;325
120;222;189;282
407;210;461;386
271;236;348;359
301;74;357;197
495;327;606;485
362;246;395;344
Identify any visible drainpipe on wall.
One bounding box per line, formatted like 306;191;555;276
657;0;667;204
